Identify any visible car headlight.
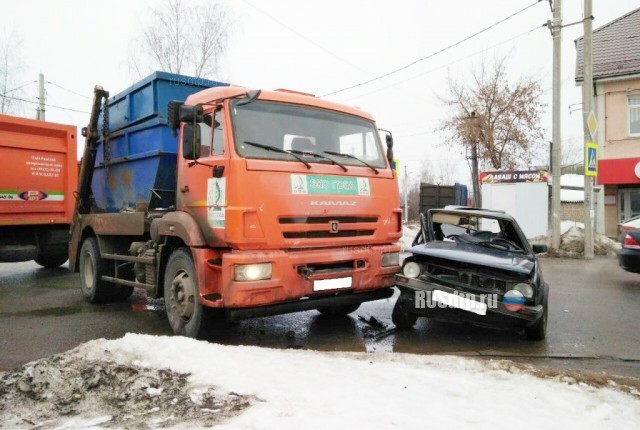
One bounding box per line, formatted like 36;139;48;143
381;252;400;267
234;263;272;281
402;261;422;278
513;283;534;299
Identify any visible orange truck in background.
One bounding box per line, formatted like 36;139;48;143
0;114;77;267
70;72;401;337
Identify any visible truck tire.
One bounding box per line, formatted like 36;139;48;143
34;251;68;268
316;303;360;316
392;293;418;329
164;248;206;338
79;237;132;303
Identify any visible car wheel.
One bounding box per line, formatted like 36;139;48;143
392;293;418;329
79;237;132;303
525;290;548;340
316;303;360;316
34;251;69;268
164;248;206;338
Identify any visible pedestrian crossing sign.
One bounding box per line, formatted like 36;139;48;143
585;142;598;177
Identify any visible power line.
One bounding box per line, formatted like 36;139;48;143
338;25;543;103
46;80;92;100
321;1;543;97
239;0;370;78
4;80;37;94
0;93;90;114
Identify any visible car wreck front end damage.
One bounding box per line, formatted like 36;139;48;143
392;208;549;340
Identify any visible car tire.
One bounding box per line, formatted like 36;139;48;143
34;251;69;268
316;303;360;316
164;248;207;338
525;288;548;340
79;237;132;303
392;293;418;329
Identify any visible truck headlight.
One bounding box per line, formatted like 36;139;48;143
381;252;400;267
234;263;272;282
513;283;534;299
402;261;422;278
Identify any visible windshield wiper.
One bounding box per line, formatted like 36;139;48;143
288;149;348;172
323;150;379;174
243;141;311;169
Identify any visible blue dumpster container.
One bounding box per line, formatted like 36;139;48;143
92;72;228;212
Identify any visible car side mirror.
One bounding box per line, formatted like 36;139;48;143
532;244;548;254
182;124;201;160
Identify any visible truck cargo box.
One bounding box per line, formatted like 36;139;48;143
92;72;228;212
0;114;77;226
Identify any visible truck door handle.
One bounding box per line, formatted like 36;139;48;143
180;185;190;193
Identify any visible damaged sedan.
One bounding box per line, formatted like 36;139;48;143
393;208;549;340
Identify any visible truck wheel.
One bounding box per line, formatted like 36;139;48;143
392;293;418;329
34;251;68;268
164;248;206;338
79;237;132;303
316;303;360;316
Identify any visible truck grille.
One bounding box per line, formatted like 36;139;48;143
279;216;378;224
280;215;377;240
283;230;375;239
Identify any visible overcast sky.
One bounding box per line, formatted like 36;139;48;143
2;0;638;186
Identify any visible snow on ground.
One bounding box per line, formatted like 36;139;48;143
2;334;639;429
400;223;420;250
529;221;621;257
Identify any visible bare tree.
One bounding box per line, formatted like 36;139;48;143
438;58;545;171
0;29;26;115
129;0;230;79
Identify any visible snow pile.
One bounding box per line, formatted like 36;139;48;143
0;348;254;429
2;334;639;429
400;223;420;250
529;222;621;257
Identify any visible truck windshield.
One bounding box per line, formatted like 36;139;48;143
230;100;387;169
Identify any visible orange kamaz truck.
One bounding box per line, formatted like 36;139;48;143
70;72;401;337
0;114;77;267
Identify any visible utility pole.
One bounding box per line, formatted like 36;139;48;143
471;141;480;208
582;0;594;259
550;0;562;251
36;73;45;121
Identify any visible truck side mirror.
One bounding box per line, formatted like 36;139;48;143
179;105;204;123
385;133;394;164
182;124;201;160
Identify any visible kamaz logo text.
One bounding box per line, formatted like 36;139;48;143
310;201;356;206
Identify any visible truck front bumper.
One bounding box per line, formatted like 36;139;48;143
196;244;400;311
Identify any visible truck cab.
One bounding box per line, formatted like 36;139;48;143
71;78;401;338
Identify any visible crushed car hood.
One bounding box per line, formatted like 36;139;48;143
408;241;535;275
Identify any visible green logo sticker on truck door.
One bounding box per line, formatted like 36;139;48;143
207;178;226;229
290;175;370;196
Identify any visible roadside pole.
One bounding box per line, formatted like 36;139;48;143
36;73;45;121
403;165;409;223
582;0;594;259
551;0;562;251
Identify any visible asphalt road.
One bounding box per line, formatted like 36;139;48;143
1;257;640;377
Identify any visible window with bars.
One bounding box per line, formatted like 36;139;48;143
630;95;640;136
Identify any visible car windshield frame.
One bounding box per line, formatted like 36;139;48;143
229;99;387;169
416;209;534;256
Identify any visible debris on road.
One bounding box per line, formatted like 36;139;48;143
358;315;387;329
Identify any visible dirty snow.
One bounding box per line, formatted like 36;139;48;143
529;221;621;257
2;334;638;429
400;223;420;250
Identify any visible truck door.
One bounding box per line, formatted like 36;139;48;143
177;108;229;246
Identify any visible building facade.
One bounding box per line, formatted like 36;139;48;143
576;7;640;237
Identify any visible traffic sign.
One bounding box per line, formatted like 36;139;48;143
585;142;598;177
587;111;598;140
